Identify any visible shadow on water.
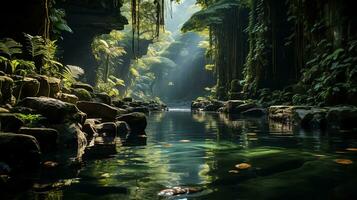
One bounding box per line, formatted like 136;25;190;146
5;110;357;199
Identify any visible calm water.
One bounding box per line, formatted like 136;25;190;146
16;110;357;199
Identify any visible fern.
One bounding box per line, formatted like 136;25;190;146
0;38;22;59
24;33;63;76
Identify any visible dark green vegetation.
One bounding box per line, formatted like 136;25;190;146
183;0;357;106
0;0;357;199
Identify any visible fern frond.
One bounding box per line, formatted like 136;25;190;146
0;38;23;58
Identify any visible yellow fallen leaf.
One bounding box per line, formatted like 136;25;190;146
229;170;239;174
235;163;251;170
334;159;353;165
101;173;110;178
162;143;173;148
179;140;191;143
346;148;357;152
43;161;58;168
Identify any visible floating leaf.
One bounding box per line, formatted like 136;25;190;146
179;140;191;143
346;148;357;152
334;159;353;165
162;143;173;148
229;170;239;174
235;163;251;170
43;161;59;168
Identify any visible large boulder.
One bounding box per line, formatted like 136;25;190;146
123;97;133;102
71;88;92;101
112;99;125;108
269;106;312;125
0;113;24;132
48;77;61;98
127;106;149;113
72;83;94;93
82;120;98;140
116;112;147;134
230;79;242;93
0;133;41;170
223;100;255;114
191;99;210;111
95;122;117;138
0;76;14;105
115;121;130;138
13;77;40;99
18;127;58;153
77;101;122;120
203;101;224;112
17;97;86;124
57;93;79;104
93;92;111;105
32;75;50;97
326;106;357;130
50;123;87;149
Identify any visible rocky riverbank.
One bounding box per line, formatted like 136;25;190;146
0;73;167;187
191;98;357;132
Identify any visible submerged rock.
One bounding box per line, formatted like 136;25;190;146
17;97;86;124
0;113;24;132
0;133;41;170
77;101;123;120
18;127;59;153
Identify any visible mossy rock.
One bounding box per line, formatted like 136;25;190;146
230;79;242;93
33;75;50;97
72;83;94;93
0;76;14;104
217;87;228;101
48;77;61;98
13;77;40;99
71;88;92;101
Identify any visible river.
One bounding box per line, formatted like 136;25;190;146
20;110;357;199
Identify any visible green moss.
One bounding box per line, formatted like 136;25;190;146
71;88;92;101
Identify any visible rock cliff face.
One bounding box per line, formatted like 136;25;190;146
0;0;46;39
0;0;128;84
58;0;128;83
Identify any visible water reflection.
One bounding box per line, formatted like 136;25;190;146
12;111;357;200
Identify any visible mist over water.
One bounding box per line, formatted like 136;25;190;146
154;0;215;104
